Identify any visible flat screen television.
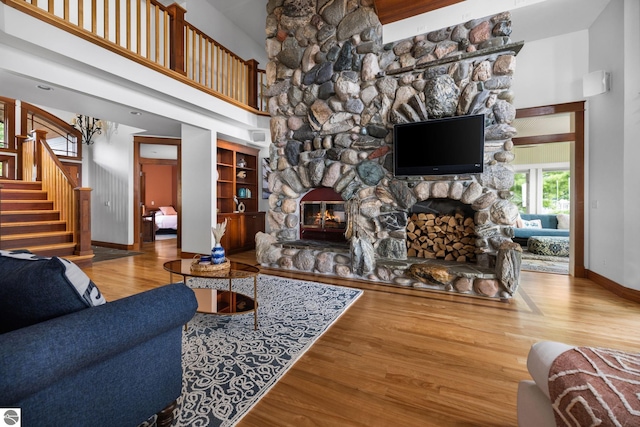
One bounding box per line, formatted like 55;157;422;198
393;114;485;176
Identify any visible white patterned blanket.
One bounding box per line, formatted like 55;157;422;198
549;347;640;426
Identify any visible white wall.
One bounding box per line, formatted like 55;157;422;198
511;30;589;109
622;0;640;290
586;0;625;284
181;124;216;255
183;1;267;67
89;125;141;244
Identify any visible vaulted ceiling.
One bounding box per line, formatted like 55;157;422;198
372;0;463;25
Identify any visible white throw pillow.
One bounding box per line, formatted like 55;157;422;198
557;214;570;230
522;219;542;229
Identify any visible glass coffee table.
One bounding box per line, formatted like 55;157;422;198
163;259;259;329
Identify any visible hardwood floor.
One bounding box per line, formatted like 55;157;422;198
83;239;640;426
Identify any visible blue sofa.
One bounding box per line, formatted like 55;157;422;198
0;250;197;427
513;213;569;244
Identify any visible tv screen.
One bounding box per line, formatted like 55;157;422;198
393;114;485;176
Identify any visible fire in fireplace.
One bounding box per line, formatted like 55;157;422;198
300;188;347;242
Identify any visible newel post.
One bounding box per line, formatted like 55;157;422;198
74;187;93;256
167;3;187;75
246;59;259;110
33;129;47;181
15;134;31;181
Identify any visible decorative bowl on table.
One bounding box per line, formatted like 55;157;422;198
190;255;230;273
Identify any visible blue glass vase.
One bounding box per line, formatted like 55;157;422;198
212;243;225;264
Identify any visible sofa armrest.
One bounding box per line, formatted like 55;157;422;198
0;283;197;404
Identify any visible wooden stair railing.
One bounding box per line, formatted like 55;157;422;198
20;129;92;257
2;0;268;113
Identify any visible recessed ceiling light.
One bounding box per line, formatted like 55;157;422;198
130;111;142;116
37;85;53;91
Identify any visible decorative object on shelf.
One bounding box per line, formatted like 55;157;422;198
246;189;251;198
237;171;247;179
233;195;239;212
238;202;246;213
238;188;246;198
237;157;247;168
211;219;228;265
71;114;103;145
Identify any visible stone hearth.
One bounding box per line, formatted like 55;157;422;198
256;0;523;299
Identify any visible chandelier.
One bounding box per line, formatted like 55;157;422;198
71;114;103;145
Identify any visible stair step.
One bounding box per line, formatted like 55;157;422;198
1;210;61;222
0;189;48;200
0;180;42;191
0;220;67;235
3;242;78;258
1;231;74;248
1;200;54;210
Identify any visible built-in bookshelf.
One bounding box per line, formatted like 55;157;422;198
216;140;259;214
216;139;264;253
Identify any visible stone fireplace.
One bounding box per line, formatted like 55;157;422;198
256;0;523;300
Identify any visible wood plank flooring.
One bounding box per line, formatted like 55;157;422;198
83;239;640;426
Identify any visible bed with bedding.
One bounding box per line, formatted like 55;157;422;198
153;206;178;231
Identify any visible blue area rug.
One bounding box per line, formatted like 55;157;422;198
173;274;363;426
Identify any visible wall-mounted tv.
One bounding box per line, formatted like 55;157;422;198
393;114;485;176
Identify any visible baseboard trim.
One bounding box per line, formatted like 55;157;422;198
91;240;135;251
586;269;640;304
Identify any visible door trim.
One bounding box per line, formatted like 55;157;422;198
514;101;585;277
133;136;181;250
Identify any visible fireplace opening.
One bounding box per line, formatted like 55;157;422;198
407;199;477;262
300;188;347;242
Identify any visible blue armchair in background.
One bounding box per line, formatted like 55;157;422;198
0;250;197;426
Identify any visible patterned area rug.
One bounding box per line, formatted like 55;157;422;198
172;274;362;426
521;249;569;275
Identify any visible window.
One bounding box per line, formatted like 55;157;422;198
512;172;529;212
542;170;570;214
511;140;570;215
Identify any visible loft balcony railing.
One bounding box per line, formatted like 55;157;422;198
1;0;267;113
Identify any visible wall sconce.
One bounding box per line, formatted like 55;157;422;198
71;114;103;145
583;70;611;97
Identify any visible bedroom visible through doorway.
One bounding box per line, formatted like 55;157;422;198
134;137;181;250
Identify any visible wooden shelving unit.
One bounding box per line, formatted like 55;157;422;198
216;139;265;253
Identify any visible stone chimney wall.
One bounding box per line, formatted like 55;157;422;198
258;0;523;299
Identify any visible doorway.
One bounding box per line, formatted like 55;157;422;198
513;101;585;277
133;136;181;251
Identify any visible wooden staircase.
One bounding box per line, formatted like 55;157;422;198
0;180;94;265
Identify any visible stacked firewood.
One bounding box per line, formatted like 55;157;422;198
406;212;477;262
